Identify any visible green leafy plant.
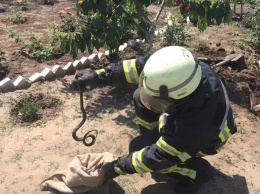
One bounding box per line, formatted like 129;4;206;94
179;0;234;32
16;0;28;12
59;0;169;59
42;0;55;5
242;8;260;51
9;13;26;24
8;0;28;24
6;23;62;62
57;0;234;60
57;7;78;32
160;12;190;46
19;99;41;122
22;29;55;62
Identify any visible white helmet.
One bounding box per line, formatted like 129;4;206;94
139;46;202;113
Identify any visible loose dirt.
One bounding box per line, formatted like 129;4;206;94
0;1;259;194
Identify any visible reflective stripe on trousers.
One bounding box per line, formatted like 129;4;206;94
136;116;158;131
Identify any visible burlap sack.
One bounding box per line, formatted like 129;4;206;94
40;152;116;194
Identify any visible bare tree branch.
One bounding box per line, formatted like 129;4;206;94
112;0;166;53
117;5;150;40
155;0;165;22
132;0;152;25
145;0;166;53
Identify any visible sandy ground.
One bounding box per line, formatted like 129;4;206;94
0;78;260;194
0;1;260;194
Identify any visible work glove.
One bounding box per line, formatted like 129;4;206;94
101;155;128;180
71;72;97;89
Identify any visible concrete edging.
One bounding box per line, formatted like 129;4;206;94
0;39;146;93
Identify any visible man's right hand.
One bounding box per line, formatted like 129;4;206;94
71;72;97;88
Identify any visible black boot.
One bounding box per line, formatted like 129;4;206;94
173;158;217;194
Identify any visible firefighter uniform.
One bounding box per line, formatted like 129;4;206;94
72;47;237;193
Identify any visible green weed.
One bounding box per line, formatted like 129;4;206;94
238;127;246;134
46;161;60;172
114;145;124;155
0;147;3;158
8;0;28;24
10;148;24;163
228;30;241;36
234;40;251;52
42;0;55;5
19;99;41;122
242;8;260;50
0;51;6;69
6;21;62;62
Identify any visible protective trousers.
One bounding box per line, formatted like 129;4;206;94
129;89;215;186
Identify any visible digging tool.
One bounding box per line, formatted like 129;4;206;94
211;53;246;69
72;84;98;146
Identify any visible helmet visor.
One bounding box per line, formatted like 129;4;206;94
138;72;176;113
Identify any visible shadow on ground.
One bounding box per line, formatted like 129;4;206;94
140;172;249;194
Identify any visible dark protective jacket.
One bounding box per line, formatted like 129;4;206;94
90;56;237;176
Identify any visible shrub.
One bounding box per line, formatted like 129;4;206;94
6;22;62;62
160;12;190;46
242;8;260;51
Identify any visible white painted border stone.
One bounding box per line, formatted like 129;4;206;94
63;62;76;75
13;76;31;90
88;53;99;63
80;57;90;68
0;77;16;92
29;72;44;83
73;60;84;70
52;65;66;78
0;39;145;93
40;68;55;81
98;53;105;61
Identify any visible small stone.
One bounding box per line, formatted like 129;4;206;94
253;105;260;112
119;45;125;51
127;40;137;48
13;76;31;90
105;50;110;56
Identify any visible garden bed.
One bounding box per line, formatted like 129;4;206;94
0;1;259;194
